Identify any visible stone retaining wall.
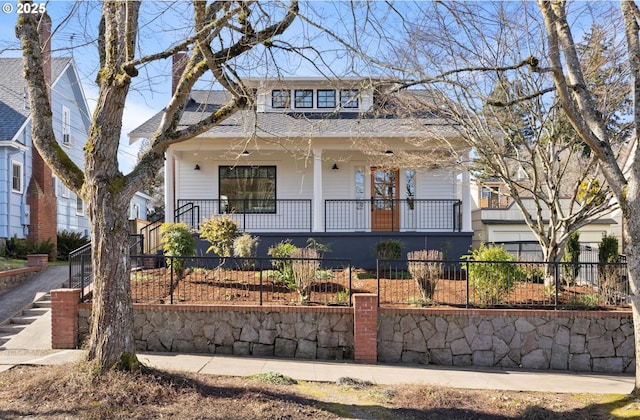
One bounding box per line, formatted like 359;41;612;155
79;304;354;360
0;267;41;295
379;309;635;373
74;302;634;373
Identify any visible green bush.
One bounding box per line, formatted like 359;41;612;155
374;240;403;263
463;243;520;306
57;230;90;261
267;240;299;288
160;222;196;280
562;232;581;286
5;236;56;261
199;215;239;257
598;234;623;305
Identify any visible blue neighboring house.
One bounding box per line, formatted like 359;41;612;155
0;56;90;242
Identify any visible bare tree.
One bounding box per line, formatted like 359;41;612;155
16;0;298;372
537;0;640;390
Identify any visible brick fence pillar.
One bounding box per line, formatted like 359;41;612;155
51;289;81;349
27;254;49;268
353;293;378;363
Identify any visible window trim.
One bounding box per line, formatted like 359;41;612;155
294;89;313;109
11;161;22;193
317;89;336;108
218;165;277;214
271;89;291;109
340;89;360;108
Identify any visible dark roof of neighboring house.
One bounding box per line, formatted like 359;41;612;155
129;87;462;141
0;57;71;140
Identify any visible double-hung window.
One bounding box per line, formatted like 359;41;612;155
219;166;276;213
11;162;22;193
62;106;71;145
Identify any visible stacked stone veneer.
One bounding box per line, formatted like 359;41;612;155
379;309;635;373
78;305;354;360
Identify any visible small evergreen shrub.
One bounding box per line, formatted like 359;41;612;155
561;232;581;286
57;230;90;261
598;234;624;305
407;249;443;302
160;222;196;280
374;240;403;260
199;215;239;257
463;243;520;306
5;236;56;261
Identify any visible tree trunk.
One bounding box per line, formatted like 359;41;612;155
86;182;138;371
541;244;562;290
622;207;640;391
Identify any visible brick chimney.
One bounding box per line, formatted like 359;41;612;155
172;52;188;95
27;12;57;248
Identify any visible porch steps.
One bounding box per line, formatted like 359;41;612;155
0;292;52;348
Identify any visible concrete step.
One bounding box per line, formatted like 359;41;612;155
0;324;25;334
9;316;41;325
22;308;49;317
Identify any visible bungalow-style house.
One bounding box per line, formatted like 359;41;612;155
130;70;474;266
0;52;90;244
470;179;621;258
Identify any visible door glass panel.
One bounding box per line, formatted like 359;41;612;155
373;169;396;209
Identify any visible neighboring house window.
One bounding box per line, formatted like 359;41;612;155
271;90;290;108
340;89;359;108
317;90;336;108
11;161;22;193
76;196;84;215
59;178;70;198
406;170;415;210
294;89;313;108
62;106;71;145
219;166;276;213
131;204;140;220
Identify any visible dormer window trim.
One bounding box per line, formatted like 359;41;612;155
317;89;336;108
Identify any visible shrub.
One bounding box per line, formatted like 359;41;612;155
5;236;56;261
233;233;260;269
199;215;239;257
374;240;403;260
291;247;320;304
561;232;581;286
57;230;90;261
407;249;443;302
463;243;520;306
267;240;298;288
598;234;624;305
160;222;196;280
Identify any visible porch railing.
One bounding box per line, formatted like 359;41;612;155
175;199;312;231
325;199;462;232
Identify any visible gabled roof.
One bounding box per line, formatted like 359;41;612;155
0;57;71;140
129;87;464;142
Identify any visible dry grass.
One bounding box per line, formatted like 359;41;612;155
0;363;637;419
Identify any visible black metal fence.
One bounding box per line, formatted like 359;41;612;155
175;199;312;231
128;255;352;306
377;259;630;309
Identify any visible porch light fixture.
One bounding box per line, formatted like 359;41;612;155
385;150;394;155
241;150;250;156
332;163;339;170
194;164;201;171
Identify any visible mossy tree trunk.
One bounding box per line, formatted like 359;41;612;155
16;0;298;372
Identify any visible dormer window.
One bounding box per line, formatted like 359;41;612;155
317;90;336;108
294;89;313;108
340;89;359;108
272;89;290;108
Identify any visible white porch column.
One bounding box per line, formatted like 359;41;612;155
313;148;324;232
461;169;472;232
165;149;175;222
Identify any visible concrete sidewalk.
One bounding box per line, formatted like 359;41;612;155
0;266;635;395
0;348;634;394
